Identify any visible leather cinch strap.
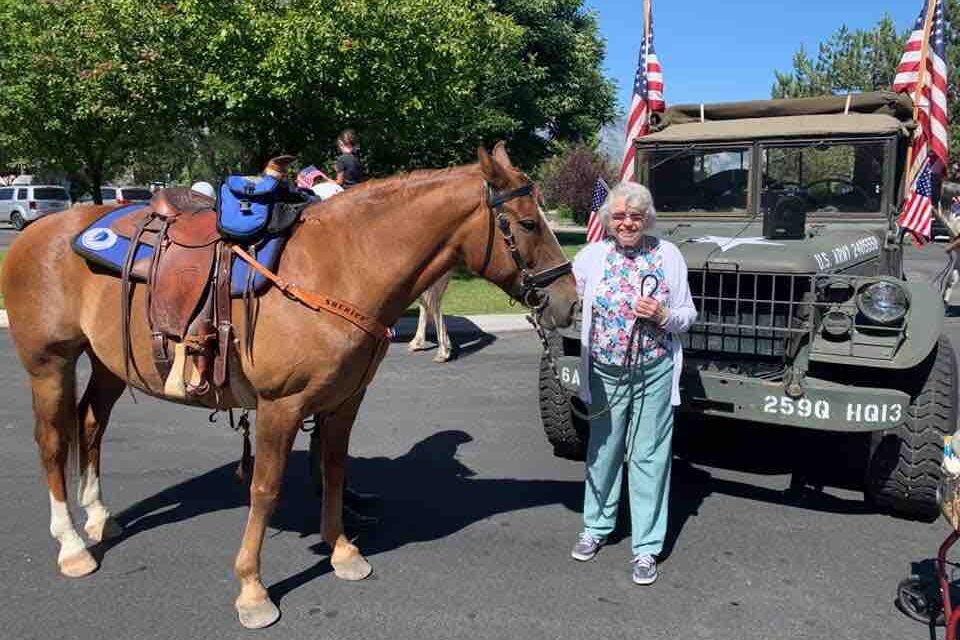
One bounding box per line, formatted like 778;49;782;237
231;245;391;340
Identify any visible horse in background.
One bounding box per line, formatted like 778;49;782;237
409;270;454;362
939;181;960;304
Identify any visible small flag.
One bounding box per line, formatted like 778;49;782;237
894;0;949;244
586;178;609;243
297;165;323;190
901;160;934;244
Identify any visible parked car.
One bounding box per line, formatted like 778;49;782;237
0;184;71;230
78;185;154;206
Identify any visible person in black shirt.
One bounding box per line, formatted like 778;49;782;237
334;129;366;188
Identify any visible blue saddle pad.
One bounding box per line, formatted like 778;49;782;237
72;204;286;297
217;175;282;241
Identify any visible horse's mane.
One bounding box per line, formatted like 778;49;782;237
302;164;478;220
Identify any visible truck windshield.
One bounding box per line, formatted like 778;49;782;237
646;147;751;213
762;141;884;216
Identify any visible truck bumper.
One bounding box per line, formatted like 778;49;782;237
553;356;909;432
680;369;909;432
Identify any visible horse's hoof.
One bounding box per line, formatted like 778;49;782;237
236;598;281;629
59;549;98;578
432;352;451;363
332;554;372;581
85;516;123;542
408;342;429;352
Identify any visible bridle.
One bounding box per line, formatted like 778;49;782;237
482;179;575;389
483;181;573;310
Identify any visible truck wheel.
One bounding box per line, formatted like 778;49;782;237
866;335;958;520
10;211;26;231
539;334;588;461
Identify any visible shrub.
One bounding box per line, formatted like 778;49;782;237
538;143;617;224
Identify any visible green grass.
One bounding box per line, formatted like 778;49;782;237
420;231;585;316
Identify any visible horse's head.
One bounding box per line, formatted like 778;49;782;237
472;142;578;330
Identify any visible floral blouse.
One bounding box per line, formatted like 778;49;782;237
589;239;671;366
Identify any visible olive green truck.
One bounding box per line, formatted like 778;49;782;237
540;91;956;520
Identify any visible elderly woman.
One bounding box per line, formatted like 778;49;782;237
570;181;697;585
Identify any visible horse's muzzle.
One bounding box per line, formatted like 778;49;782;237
537;281;578;330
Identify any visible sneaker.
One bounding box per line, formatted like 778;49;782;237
571;532;603;561
632;554;658;585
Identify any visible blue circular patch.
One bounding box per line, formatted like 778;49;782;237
80;227;118;251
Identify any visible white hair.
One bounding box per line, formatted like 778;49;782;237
598;181;656;234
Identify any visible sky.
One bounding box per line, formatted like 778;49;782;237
587;0;921;113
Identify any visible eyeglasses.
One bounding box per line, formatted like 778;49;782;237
610;212;647;223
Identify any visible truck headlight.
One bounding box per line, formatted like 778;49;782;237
856;281;908;325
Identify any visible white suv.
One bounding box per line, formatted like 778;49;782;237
0;184;71;230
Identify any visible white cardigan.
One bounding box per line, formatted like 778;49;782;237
573;238;698;406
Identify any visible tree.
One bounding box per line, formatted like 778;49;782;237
0;0;616;184
0;0;202;202
538;142;616;224
772;16;904;98
184;0;616;174
772;4;960;170
489;0;617;168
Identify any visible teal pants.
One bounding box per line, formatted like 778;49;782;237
583;355;674;557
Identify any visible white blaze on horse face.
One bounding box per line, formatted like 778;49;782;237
49;492;86;563
79;464;111;532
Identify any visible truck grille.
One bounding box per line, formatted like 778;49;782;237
681;270;813;357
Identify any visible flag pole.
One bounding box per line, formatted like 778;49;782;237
628;0;651;184
902;0;938;194
643;0;651;43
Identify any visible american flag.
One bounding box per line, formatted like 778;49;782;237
901;160;934;242
894;0;949;242
619;1;664;183
296;165;323;190
586;178;609;243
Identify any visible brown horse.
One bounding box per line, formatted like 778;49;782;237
1;143;577;629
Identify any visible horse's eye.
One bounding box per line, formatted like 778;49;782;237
518;219;539;232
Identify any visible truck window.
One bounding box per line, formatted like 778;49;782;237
646;147;751;214
761;141;884;216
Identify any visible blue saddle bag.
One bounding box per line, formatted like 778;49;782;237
217;175;282;241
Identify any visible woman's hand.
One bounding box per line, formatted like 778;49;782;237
636;297;667;326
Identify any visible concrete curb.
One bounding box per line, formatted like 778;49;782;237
391;313;532;339
0;309;533;337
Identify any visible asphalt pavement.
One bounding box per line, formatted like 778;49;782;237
0;238;958;639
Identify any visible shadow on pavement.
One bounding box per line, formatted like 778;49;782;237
97;421;873;600
393;315;499;361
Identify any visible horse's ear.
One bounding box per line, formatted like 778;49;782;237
491;141;515;171
478;145;508;188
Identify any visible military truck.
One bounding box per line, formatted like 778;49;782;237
539;91;956;519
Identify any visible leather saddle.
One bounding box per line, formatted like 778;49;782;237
115;156;302;406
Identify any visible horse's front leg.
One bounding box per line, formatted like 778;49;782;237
320;392;373;580
233;402;300;629
77;356;126;543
